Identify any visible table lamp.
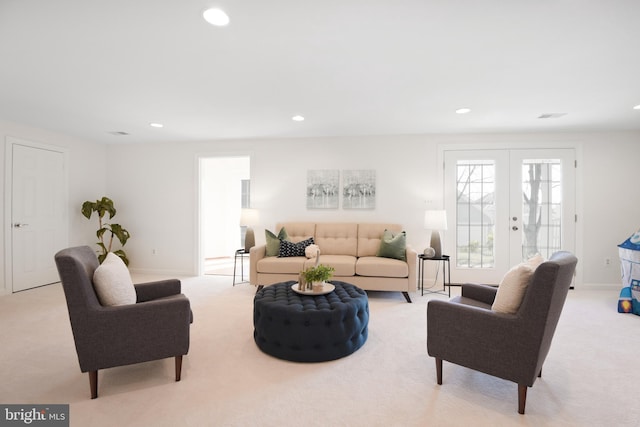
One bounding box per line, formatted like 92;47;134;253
424;210;448;258
240;208;259;251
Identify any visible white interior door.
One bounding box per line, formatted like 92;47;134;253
444;148;576;285
11;142;68;292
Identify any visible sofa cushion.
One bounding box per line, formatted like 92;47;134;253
357;223;403;257
92;252;136;306
491;263;535;314
279;237;315;257
265;227;289;257
257;256;306;274
303;254;356;276
377;229;407;261
315;223;358;256
356;256;409;278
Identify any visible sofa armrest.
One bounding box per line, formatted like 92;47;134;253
250;245;267;285
461;283;498;305
134;279;181;302
406;246;418;291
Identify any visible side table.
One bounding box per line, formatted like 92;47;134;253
418;254;451;297
233;248;250;286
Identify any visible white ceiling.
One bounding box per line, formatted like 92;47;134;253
1;0;639;144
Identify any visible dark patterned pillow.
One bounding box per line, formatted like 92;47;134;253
278;237;315;257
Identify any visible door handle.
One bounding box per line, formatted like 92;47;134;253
14;223;29;228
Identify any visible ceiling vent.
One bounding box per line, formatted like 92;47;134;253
538;113;567;119
109;131;130;136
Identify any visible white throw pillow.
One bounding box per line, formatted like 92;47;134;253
305;244;321;259
93;252;136;306
491;263;535;314
526;253;545;270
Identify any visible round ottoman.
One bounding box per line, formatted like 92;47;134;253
253;281;369;362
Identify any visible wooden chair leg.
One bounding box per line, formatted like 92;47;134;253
89;371;98;399
518;384;527;414
538;369;542;378
435;358;443;385
175;355;183;381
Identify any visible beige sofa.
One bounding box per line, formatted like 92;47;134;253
250;222;417;302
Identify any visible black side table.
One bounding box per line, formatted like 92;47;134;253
233;248;250;286
418;254;451;297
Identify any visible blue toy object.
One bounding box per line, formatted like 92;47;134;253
618;229;640;316
618;286;633;313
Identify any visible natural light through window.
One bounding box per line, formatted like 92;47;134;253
456;160;496;268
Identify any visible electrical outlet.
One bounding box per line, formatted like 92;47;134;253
604;257;611;266
152;248;157;255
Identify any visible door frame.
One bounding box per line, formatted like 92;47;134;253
195;152;251;276
437;140;583;287
3;136;69;295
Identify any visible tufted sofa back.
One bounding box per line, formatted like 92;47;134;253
357;223;403;257
275;222;403;257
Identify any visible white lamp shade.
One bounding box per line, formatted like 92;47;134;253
424;210;448;231
240;208;259;226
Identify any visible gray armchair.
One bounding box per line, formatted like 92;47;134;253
54;246;192;399
427;251;577;414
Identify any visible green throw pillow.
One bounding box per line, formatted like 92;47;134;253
377;229;407;261
265;227;289;257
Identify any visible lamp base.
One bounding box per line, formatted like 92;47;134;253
430;231;442;258
244;227;255;252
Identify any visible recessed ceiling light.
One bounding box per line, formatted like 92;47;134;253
455;108;471;114
633;104;640;110
149;123;164;128
203;8;230;26
292;115;305;122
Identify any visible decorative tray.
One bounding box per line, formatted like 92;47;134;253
291;283;335;296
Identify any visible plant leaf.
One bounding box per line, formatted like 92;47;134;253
81;201;95;219
110;224;130;246
96;227;108;239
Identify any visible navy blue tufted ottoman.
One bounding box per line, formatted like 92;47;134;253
253;281;369;362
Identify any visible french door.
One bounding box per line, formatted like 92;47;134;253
443;149;575;284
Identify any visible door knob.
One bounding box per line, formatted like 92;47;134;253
512;226;519;231
14;223;29;228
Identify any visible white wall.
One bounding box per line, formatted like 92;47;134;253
105;131;640;286
0;120;106;294
2;121;637;291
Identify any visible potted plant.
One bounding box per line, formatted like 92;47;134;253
81;196;131;265
302;264;335;288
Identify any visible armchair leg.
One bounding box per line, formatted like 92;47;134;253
175;355;183;381
402;292;412;303
518;384;527;414
89;371;98;399
435;358;443;385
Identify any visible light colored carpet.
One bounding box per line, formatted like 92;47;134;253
1;275;638;427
